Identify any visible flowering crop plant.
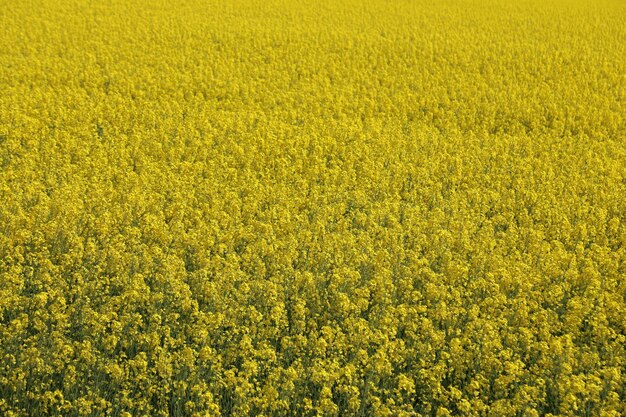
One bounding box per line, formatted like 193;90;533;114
1;0;625;416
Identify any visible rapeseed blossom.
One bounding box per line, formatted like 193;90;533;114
1;0;625;416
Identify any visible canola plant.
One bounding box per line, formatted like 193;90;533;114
0;0;625;416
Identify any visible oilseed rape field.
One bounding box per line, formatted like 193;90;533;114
1;0;625;416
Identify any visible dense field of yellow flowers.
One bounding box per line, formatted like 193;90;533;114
1;0;625;416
